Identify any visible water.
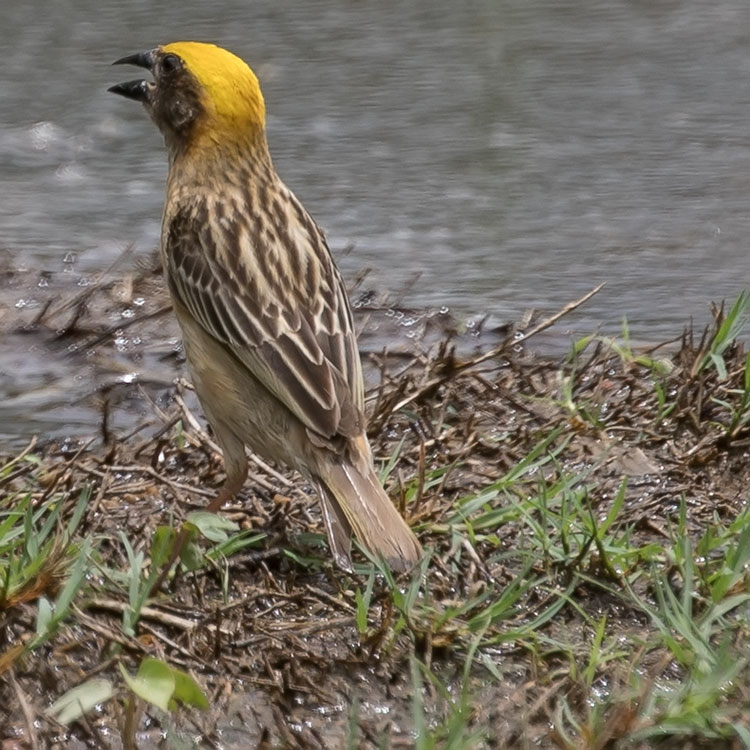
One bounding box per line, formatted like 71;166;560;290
2;0;750;440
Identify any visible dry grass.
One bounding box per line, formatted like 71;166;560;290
1;262;750;748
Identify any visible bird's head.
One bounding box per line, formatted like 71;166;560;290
109;42;266;156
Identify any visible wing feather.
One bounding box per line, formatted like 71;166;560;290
164;195;364;440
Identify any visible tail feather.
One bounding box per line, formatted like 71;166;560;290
315;481;354;572
314;461;422;573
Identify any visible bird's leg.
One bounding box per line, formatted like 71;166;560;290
205;475;243;513
205;443;249;512
152;457;248;593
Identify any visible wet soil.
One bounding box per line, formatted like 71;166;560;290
1;255;749;748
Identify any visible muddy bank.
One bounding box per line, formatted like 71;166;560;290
0;249;533;447
1;260;749;747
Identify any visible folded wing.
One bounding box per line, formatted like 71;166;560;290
164;200;364;441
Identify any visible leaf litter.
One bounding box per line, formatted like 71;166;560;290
1;253;749;748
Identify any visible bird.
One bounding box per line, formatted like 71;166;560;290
109;42;422;572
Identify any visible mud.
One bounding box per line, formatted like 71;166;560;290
1;255;748;748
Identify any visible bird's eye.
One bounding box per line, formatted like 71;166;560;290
161;53;181;73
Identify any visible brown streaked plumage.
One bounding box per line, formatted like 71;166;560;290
109;41;422;571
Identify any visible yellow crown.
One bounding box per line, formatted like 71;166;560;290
163;42;266;133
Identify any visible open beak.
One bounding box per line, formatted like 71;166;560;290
108;50;156;103
108;79;150;101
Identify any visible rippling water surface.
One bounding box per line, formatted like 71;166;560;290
1;0;749;438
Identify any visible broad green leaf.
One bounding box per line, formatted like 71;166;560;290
120;658;175;712
120;658;208;712
185;512;239;542
151;526;177;568
46;678;114;725
179;536;204;572
172;668;209;710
